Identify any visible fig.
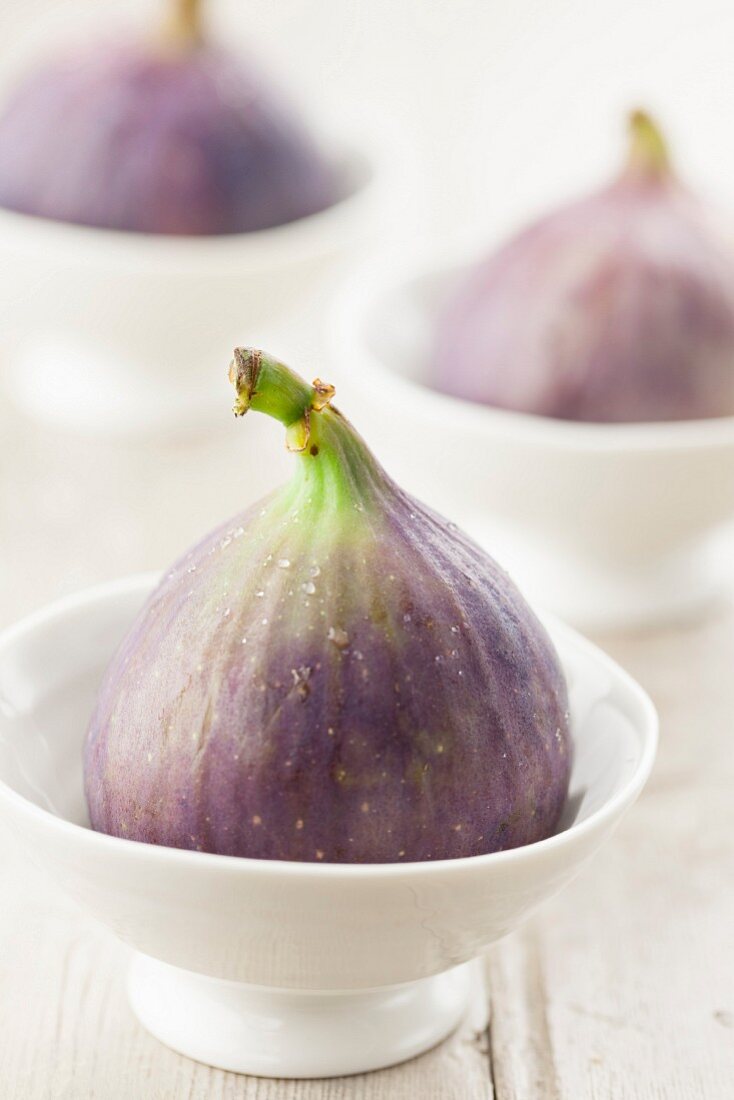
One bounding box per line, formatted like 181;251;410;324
430;111;734;422
84;351;571;863
0;0;338;235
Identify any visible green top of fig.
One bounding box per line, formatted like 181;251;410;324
229;348;384;515
625;109;671;179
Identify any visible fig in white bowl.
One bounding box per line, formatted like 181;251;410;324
0;2;399;436
334;113;734;629
0;352;656;1075
0;582;655;1075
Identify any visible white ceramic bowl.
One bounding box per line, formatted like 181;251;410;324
332;255;734;630
0;120;398;437
0;575;657;1078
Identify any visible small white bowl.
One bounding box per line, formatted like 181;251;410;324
0;575;656;1078
0;119;398;438
332;255;734;630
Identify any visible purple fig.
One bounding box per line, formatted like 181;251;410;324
0;0;338;235
84;350;571;864
430;111;734;422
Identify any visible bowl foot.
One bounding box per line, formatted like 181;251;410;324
128;953;474;1078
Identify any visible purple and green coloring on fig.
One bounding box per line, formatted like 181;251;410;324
85;350;571;864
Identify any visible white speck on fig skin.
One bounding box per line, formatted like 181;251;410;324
328;626;349;648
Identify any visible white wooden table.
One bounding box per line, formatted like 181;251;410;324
1;402;733;1099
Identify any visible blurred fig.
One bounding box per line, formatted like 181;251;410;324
84;350;571;863
0;0;339;235
431;111;734;422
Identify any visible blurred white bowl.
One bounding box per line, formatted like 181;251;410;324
0;575;656;1078
0;121;398;437
332;255;734;630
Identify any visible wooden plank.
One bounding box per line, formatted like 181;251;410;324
487;932;561;1100
484;607;734;1100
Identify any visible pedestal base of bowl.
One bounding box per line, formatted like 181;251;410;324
128;953;473;1079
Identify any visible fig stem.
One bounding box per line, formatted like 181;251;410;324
164;0;203;47
230;348;385;506
229;348;335;453
626;109;671;177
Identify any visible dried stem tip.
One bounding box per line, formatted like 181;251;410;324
229;348;336;455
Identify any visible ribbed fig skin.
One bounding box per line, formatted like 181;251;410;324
431;152;734;422
85;408;570;864
0;43;338;235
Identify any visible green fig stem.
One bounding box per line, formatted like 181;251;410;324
230;348;383;510
229;349;335;448
163;0;203;48
626;109;671;178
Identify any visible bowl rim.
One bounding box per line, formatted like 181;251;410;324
332;250;734;453
0;574;658;880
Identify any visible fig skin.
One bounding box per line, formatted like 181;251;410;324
430;111;734;422
0;18;338;235
84;352;571;863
